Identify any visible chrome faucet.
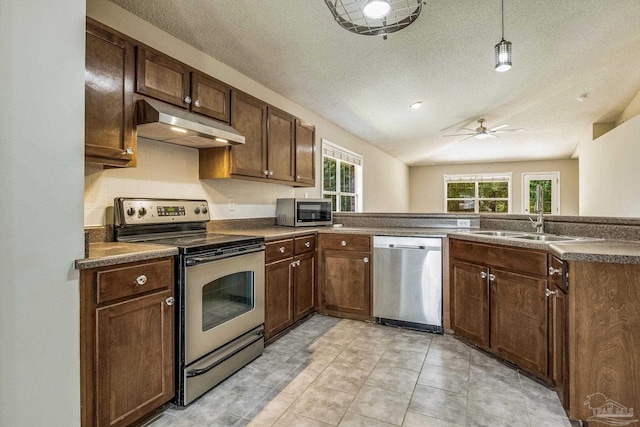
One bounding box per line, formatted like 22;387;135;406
529;184;544;234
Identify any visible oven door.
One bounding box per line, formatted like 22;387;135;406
184;250;265;365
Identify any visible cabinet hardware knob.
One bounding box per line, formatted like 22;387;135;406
263;170;269;176
165;297;175;306
363;257;369;263
279;247;285;253
184;96;192;104
291;261;297;268
480;271;487;279
194;100;201;107
125;147;134;155
549;267;562;276
488;273;496;282
136;275;147;285
305;242;311;248
296;260;301;266
341;241;347;246
545;288;557;297
269;170;274;176
296;175;301;180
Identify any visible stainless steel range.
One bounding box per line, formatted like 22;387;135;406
113;198;265;406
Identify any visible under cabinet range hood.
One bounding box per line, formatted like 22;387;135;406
134;97;245;148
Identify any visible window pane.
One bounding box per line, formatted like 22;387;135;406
447;200;475;212
340;162;355;193
323;157;337;191
479;200;509;213
340;195;355;212
529;180;552;214
478;182;508;198
447;182;475;198
325;194;337;211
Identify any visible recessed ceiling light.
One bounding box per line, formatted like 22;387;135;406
410;101;422;109
362;0;391;19
577;94;587;102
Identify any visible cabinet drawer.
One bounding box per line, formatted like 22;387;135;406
96;258;173;304
294;235;316;255
320;234;370;251
450;239;547;276
266;239;294;263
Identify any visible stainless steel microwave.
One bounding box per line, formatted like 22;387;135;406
276;198;332;227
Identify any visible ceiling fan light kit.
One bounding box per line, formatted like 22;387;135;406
324;0;423;39
444;118;523;141
495;0;512;72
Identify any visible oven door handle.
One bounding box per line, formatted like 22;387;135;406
186;328;264;378
185;245;265;266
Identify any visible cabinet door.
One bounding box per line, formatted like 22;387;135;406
265;258;293;340
294;252;315;321
85;20;135;167
190;71;230;122
320;250;371;317
229;91;268;178
95;289;174;427
490;269;548;377
267;107;295;182
135;46;190;107
451;260;490;348
549;283;569;409
295;120;315;186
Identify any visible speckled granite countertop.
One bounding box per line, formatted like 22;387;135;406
75;242;178;269
224;226;463;240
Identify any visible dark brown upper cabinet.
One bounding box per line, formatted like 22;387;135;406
85;19;136;167
267;107;296;182
295;120;316;186
135;48;231;122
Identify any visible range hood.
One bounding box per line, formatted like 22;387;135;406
134;97;245;148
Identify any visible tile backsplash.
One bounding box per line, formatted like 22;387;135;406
84;138;296;226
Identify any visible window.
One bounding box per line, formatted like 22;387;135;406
522;172;560;214
444;173;512;213
322;139;363;212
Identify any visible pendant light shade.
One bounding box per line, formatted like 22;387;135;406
495;0;512;72
362;0;391;19
495;39;512;72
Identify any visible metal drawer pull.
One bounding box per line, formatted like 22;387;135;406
480;271;487;279
291;260;301;267
549;267;562;276
136;275;147;285
363;257;369;263
545;289;557;297
184;96;192;104
305;241;311;248
488;273;496;282
194;100;201;107
165;297;175;306
341;241;347;246
125;147;134;155
279;247;285;253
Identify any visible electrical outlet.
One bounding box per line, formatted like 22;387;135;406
228;198;235;211
457;219;471;228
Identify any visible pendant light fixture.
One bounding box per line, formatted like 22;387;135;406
494;0;512;72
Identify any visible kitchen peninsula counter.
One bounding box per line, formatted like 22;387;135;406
75;242;178;269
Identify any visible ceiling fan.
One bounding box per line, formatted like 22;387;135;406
444;118;523;141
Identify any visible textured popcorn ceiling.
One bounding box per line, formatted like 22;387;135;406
109;0;640;165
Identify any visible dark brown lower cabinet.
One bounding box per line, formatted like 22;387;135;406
548;281;568;410
320;250;371;318
81;257;175;427
451;260;490;348
490;269;548;378
264;235;316;341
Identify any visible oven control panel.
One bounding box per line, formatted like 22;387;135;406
115;198;210;225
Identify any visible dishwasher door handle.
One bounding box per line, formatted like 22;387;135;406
387;244;427;250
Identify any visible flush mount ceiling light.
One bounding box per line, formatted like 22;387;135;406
410;101;422;109
324;0;423;40
494;0;512;72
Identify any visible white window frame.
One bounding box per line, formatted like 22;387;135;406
443;173;512;213
321;139;363;212
522;172;560;215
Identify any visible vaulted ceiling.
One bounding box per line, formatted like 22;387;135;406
109;0;640;165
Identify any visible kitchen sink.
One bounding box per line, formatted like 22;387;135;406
511;234;584;242
460;230;590;243
465;230;526;237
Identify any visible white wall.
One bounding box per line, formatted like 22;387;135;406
0;0;85;425
578;113;640;216
409;160;579;215
84;0;410;225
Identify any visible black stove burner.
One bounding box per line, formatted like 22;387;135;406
139;233;264;254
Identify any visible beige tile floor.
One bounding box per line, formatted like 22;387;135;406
146;315;573;427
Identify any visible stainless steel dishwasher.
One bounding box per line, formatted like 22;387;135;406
373;236;443;333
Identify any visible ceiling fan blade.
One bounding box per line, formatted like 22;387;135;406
492;128;524;133
459;135;476;142
444;133;476;137
489;124;509;131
